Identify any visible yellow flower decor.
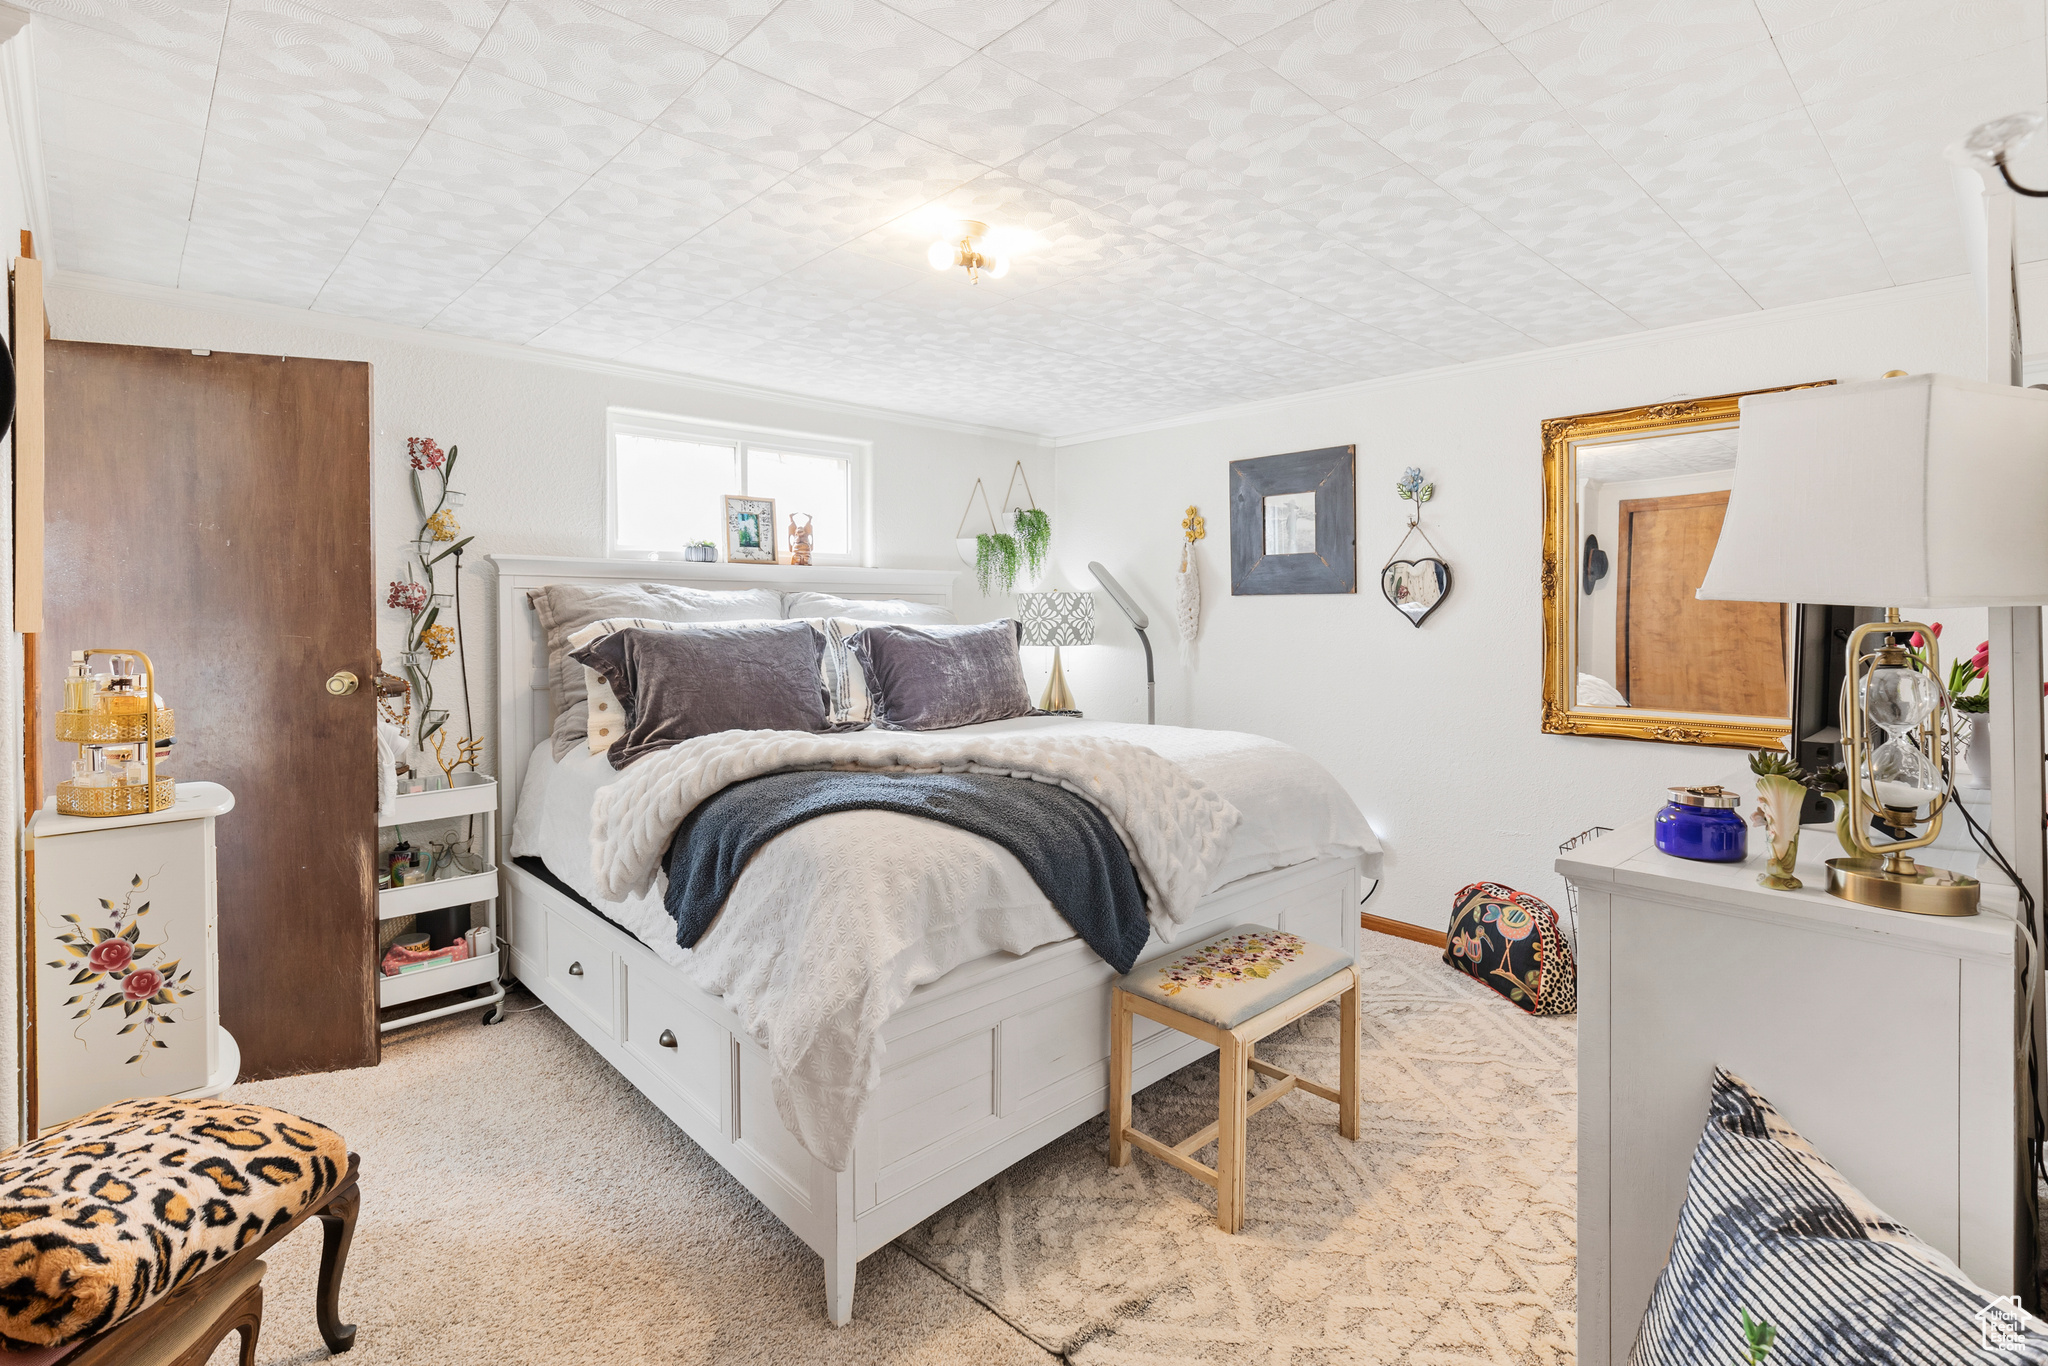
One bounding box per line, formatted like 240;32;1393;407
419;623;456;661
425;508;460;542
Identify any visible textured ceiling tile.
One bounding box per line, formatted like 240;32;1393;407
719;173;905;249
1570;39;1803;155
1115;49;1325;170
318;245;493;324
1012;117;1199;211
1339;46;1561;159
1169;0;1323;46
179;223;348;305
27;0;228;60
38;89;205;178
56;210;188;284
985;0;1233;115
727;0;972;118
808;123;990;201
1773;0;2041;108
1457;0;1605;44
217;0;467;116
431;68;644;173
187;177;371;254
49;149;191;223
601;126;787;207
675;213;833;273
209;69;431;177
1508;0;1769;108
548;174;725;246
474;0;715;122
656;58;871;171
360;182;546;257
291;0;507;59
582;0;774;52
514;218;673;275
876;0;1054;48
432;260;623;338
1242;0;1497;112
878;54;1093;166
1230;114;1400;205
531;311;684;360
740;251;929;316
196;131;391;218
1243;245;1540;359
35;15;215;124
617;324;770;373
1750;0;1886;34
393;129;591;215
612;243;782;306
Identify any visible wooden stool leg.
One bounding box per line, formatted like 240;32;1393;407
316;1175;361;1354
1109;988;1133;1168
235;1281;263;1366
1215;1033;1248;1233
1339;971;1360;1142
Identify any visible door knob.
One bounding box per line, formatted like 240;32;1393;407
567;961;583;977
658;1029;677;1049
325;671;359;696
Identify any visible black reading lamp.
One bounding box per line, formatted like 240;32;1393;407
1087;561;1153;724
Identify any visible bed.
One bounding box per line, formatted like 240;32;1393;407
487;554;1380;1324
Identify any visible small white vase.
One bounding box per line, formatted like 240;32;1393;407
1962;714;1993;789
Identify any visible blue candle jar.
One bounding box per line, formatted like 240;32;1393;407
1654;785;1749;862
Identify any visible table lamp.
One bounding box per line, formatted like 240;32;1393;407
1018;590;1094;712
1697;372;2048;914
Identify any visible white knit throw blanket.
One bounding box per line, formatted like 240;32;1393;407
589;728;1241;936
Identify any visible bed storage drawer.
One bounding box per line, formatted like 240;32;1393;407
624;969;730;1137
545;907;617;1037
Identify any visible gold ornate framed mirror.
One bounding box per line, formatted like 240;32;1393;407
1541;383;1831;749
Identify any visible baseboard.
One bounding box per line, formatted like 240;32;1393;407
1360;911;1446;949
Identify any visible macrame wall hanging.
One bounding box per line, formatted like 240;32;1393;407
1380;466;1453;627
954;461;1050;596
1177;505;1205;664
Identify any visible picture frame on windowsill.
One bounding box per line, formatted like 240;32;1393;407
724;495;776;564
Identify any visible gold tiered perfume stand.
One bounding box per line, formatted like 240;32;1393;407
55;776;177;818
55;708;174;744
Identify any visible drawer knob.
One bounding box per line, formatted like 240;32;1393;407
658;1029;677;1049
567;961;584;977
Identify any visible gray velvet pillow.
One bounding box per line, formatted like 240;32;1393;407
849;620;1035;731
572;622;828;769
528;582;785;759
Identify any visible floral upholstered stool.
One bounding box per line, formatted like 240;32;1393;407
1110;925;1359;1233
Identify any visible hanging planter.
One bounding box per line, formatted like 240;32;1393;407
956;464;1052;596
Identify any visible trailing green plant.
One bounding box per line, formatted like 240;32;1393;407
1014;507;1051;581
976;532;1021;596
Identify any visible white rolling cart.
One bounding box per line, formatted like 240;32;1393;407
378;772;505;1030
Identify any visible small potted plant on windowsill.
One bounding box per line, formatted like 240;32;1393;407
684;539;718;563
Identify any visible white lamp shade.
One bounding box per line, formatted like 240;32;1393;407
1018;591;1094;647
1696;373;2048;607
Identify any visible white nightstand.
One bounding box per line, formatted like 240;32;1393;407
29;781;238;1131
1562;781;2028;1365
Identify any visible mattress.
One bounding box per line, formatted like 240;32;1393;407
508;713;1381;970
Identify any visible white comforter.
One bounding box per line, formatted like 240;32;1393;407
509;717;1381;1170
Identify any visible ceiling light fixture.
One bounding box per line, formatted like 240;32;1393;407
1966;110;2048;196
927;220;1008;283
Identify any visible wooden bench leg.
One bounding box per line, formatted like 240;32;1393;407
1109;988;1133;1168
165;1277;262;1366
316;1174;361;1354
234;1280;263;1366
1339;970;1360;1142
1215;1033;1247;1234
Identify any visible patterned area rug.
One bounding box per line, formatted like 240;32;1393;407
898;936;1577;1364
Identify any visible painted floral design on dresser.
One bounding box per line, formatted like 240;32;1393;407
46;873;194;1067
1156;930;1304;995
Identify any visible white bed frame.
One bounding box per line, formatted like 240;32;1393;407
486;554;1364;1324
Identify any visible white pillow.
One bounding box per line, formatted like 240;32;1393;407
570;615;874;754
783;592;954;624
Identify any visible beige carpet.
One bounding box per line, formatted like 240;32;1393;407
208;937;1573;1365
899;938;1577;1363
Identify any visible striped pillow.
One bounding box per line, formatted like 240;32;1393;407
1634;1069;2048;1364
571;616;872;755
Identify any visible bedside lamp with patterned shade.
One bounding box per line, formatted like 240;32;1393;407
1019;590;1094;712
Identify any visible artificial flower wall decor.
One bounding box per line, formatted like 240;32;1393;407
384;436;479;780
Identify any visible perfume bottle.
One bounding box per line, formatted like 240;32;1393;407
61;652;93;713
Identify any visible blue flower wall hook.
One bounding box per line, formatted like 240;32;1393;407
1382;467;1451;627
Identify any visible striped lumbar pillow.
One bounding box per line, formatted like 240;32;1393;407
1634;1068;2048;1364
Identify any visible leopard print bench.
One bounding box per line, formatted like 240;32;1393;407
0;1097;360;1356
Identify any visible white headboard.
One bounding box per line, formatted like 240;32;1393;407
486;554;958;850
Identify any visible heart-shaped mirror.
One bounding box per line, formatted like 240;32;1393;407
1382;558;1452;627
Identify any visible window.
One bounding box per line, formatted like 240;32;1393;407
606;410;868;564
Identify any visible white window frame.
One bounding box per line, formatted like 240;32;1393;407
605;408;872;566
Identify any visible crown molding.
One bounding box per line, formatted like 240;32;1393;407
0;15;49;262
1048;271;1986;447
44;269;1057;448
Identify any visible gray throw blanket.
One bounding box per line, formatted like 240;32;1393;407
662;769;1153;973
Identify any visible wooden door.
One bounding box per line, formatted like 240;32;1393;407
1615;490;1788;715
43;342;377;1078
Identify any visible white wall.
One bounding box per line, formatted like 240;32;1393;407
1051;275;2003;933
43;278;1053;778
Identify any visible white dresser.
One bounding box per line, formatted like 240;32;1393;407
1561;789;2027;1366
29;782;239;1130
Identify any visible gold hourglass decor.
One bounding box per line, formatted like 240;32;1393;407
55;648;175;818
